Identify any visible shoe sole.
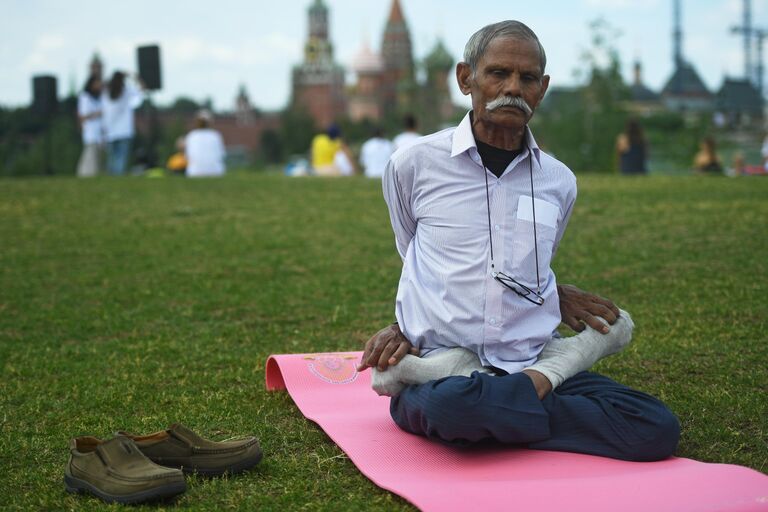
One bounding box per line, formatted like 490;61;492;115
169;449;264;477
64;475;186;504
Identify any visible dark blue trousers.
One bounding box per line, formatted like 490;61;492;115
390;371;680;461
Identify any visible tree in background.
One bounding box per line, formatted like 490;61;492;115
169;97;202;114
533;18;629;173
259;129;283;165
0;96;80;177
276;107;317;162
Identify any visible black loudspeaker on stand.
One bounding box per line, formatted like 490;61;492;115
32;75;58;175
137;45;162;90
33;75;58;116
137;45;162;168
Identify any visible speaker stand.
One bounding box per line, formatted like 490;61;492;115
43;122;54;175
142;92;158;170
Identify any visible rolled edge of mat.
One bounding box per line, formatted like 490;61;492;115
265;356;287;391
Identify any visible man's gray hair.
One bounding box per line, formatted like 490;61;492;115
463;20;547;74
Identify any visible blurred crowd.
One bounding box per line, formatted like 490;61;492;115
76;71;225;179
75;75;768;180
615;118;768;177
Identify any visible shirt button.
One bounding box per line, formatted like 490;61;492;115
489;317;497;325
494;224;501;231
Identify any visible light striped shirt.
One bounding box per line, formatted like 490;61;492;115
383;112;577;374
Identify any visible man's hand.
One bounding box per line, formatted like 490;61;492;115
557;284;620;334
357;323;418;372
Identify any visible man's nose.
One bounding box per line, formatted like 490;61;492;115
502;73;522;97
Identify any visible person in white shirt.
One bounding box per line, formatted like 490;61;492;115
761;133;768;171
102;71;144;175
357;20;679;462
185;110;226;178
360;127;394;178
392;114;421;151
76;75;105;177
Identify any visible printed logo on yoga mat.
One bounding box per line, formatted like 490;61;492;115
304;354;359;384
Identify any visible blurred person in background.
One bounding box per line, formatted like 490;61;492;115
185;110;226;178
76;75;105;177
615;119;647;175
311;124;356;176
360;126;393;178
102;71;145;175
392;114;421;151
693;136;723;174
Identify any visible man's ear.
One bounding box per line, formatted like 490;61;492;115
456;62;472;96
535;74;551;107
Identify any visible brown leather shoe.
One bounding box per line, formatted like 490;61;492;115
64;436;186;504
118;424;263;476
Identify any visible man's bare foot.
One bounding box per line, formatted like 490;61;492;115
522;369;553;400
371;348;492;397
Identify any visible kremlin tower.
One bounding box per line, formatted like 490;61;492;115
290;0;346;128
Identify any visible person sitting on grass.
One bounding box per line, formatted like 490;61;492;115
357;20;680;462
311;124;357;177
693;136;723;174
185;110;226;178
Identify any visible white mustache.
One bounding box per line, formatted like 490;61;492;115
485;95;533;116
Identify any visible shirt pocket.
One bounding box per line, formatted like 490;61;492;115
509;196;559;288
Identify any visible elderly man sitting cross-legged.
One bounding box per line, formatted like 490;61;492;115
357;20;679;462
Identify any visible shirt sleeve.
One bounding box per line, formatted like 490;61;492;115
127;82;145;109
77;94;88;117
551;175;577;258
382;157;416;261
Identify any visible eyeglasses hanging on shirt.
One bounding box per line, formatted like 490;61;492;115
483;141;545;306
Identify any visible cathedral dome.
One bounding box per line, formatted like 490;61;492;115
352;42;384;74
425;39;454;70
309;0;327;14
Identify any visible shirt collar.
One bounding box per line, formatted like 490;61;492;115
451;110;543;166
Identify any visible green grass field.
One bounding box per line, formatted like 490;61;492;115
1;173;766;510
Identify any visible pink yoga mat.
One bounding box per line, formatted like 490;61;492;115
266;351;768;512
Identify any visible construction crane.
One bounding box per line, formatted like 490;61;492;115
755;28;766;97
730;0;753;82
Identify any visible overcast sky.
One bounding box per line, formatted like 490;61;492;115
1;0;765;111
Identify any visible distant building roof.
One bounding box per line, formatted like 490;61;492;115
539;86;580;111
628;61;659;103
661;62;711;99
716;78;764;114
630;83;660;103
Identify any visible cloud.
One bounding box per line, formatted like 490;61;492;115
100;37;135;59
22;33;69;70
164;34;300;67
37;34;66;51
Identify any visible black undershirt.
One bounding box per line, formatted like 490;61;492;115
476;140;523;178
